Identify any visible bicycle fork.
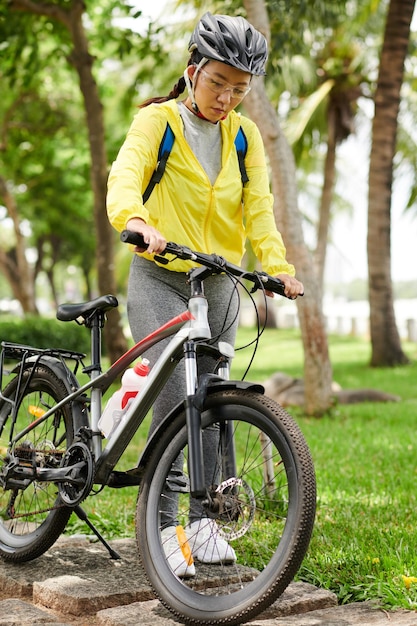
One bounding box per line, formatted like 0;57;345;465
183;339;237;504
183;273;235;502
183;340;205;499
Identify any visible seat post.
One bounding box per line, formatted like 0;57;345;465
86;311;107;459
82;309;106;377
89;312;104;374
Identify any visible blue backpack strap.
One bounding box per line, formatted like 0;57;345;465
235;126;249;184
143;123;175;203
143;122;248;203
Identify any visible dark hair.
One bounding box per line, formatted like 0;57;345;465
139;51;203;108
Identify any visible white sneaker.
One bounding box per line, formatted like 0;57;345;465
186;519;237;564
161;526;195;578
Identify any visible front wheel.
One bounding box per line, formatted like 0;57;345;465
137;389;316;626
0;365;74;562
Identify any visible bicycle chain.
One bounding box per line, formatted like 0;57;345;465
6;500;67;519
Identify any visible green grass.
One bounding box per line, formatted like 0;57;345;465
298;396;417;608
233;329;417;610
66;328;417;610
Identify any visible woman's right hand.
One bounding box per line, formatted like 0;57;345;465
125;218;167;254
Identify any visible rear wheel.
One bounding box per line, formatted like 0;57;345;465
0;366;74;562
137;389;316;625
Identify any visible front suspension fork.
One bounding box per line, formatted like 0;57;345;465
184;341;205;498
183;341;236;499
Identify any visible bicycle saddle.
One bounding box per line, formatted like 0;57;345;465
56;294;118;322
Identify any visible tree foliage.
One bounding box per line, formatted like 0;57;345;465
0;1;170;342
1;0;414;378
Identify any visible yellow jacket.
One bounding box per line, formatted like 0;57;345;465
107;100;295;276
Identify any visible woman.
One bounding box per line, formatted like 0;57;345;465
107;12;304;578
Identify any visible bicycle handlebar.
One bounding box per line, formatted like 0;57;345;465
120;230;290;298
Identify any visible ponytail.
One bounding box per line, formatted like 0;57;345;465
139;51;203;108
139;76;186;108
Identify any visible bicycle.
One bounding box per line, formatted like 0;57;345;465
0;230;316;626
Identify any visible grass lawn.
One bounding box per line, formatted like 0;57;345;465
233;328;417;610
67;327;417;611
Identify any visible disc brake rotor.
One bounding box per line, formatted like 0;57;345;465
215;477;256;541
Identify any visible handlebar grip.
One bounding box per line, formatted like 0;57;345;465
258;276;286;297
254;273;303;299
120;230;147;248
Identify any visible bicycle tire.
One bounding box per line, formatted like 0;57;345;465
136;389;316;625
0;365;74;562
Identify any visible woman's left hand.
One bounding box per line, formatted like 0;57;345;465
268;274;304;299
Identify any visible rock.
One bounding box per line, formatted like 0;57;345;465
263;372;400;407
335;388;400;404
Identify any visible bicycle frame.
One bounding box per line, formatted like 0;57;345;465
0;268;244;499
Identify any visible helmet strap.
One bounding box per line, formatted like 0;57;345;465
184;57;209;113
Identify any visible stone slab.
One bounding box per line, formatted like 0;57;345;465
249;602;417;625
95;582;337;625
0;598;72;625
0;538;153;616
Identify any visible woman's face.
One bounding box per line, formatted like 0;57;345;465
185;61;252;123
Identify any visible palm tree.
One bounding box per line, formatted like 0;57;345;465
283;37;369;300
367;0;415;366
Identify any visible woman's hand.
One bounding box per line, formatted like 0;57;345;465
269;274;304;299
125;218;167;254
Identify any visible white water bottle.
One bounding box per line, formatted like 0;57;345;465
99;358;150;439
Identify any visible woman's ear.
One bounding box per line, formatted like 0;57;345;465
186;65;196;81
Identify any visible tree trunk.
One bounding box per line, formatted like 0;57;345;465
315;106;337;301
367;0;414;366
0;175;38;314
65;1;127;361
243;0;333;415
10;0;128;362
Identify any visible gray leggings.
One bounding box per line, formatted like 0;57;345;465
127;255;239;526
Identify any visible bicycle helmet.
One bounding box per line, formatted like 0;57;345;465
188;12;268;76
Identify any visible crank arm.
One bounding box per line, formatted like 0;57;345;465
2;461;86;486
37;462;86;484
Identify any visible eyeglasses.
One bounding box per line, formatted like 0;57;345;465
198;68;251;100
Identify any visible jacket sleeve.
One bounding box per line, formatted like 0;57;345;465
107;108;165;232
241;121;295;277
